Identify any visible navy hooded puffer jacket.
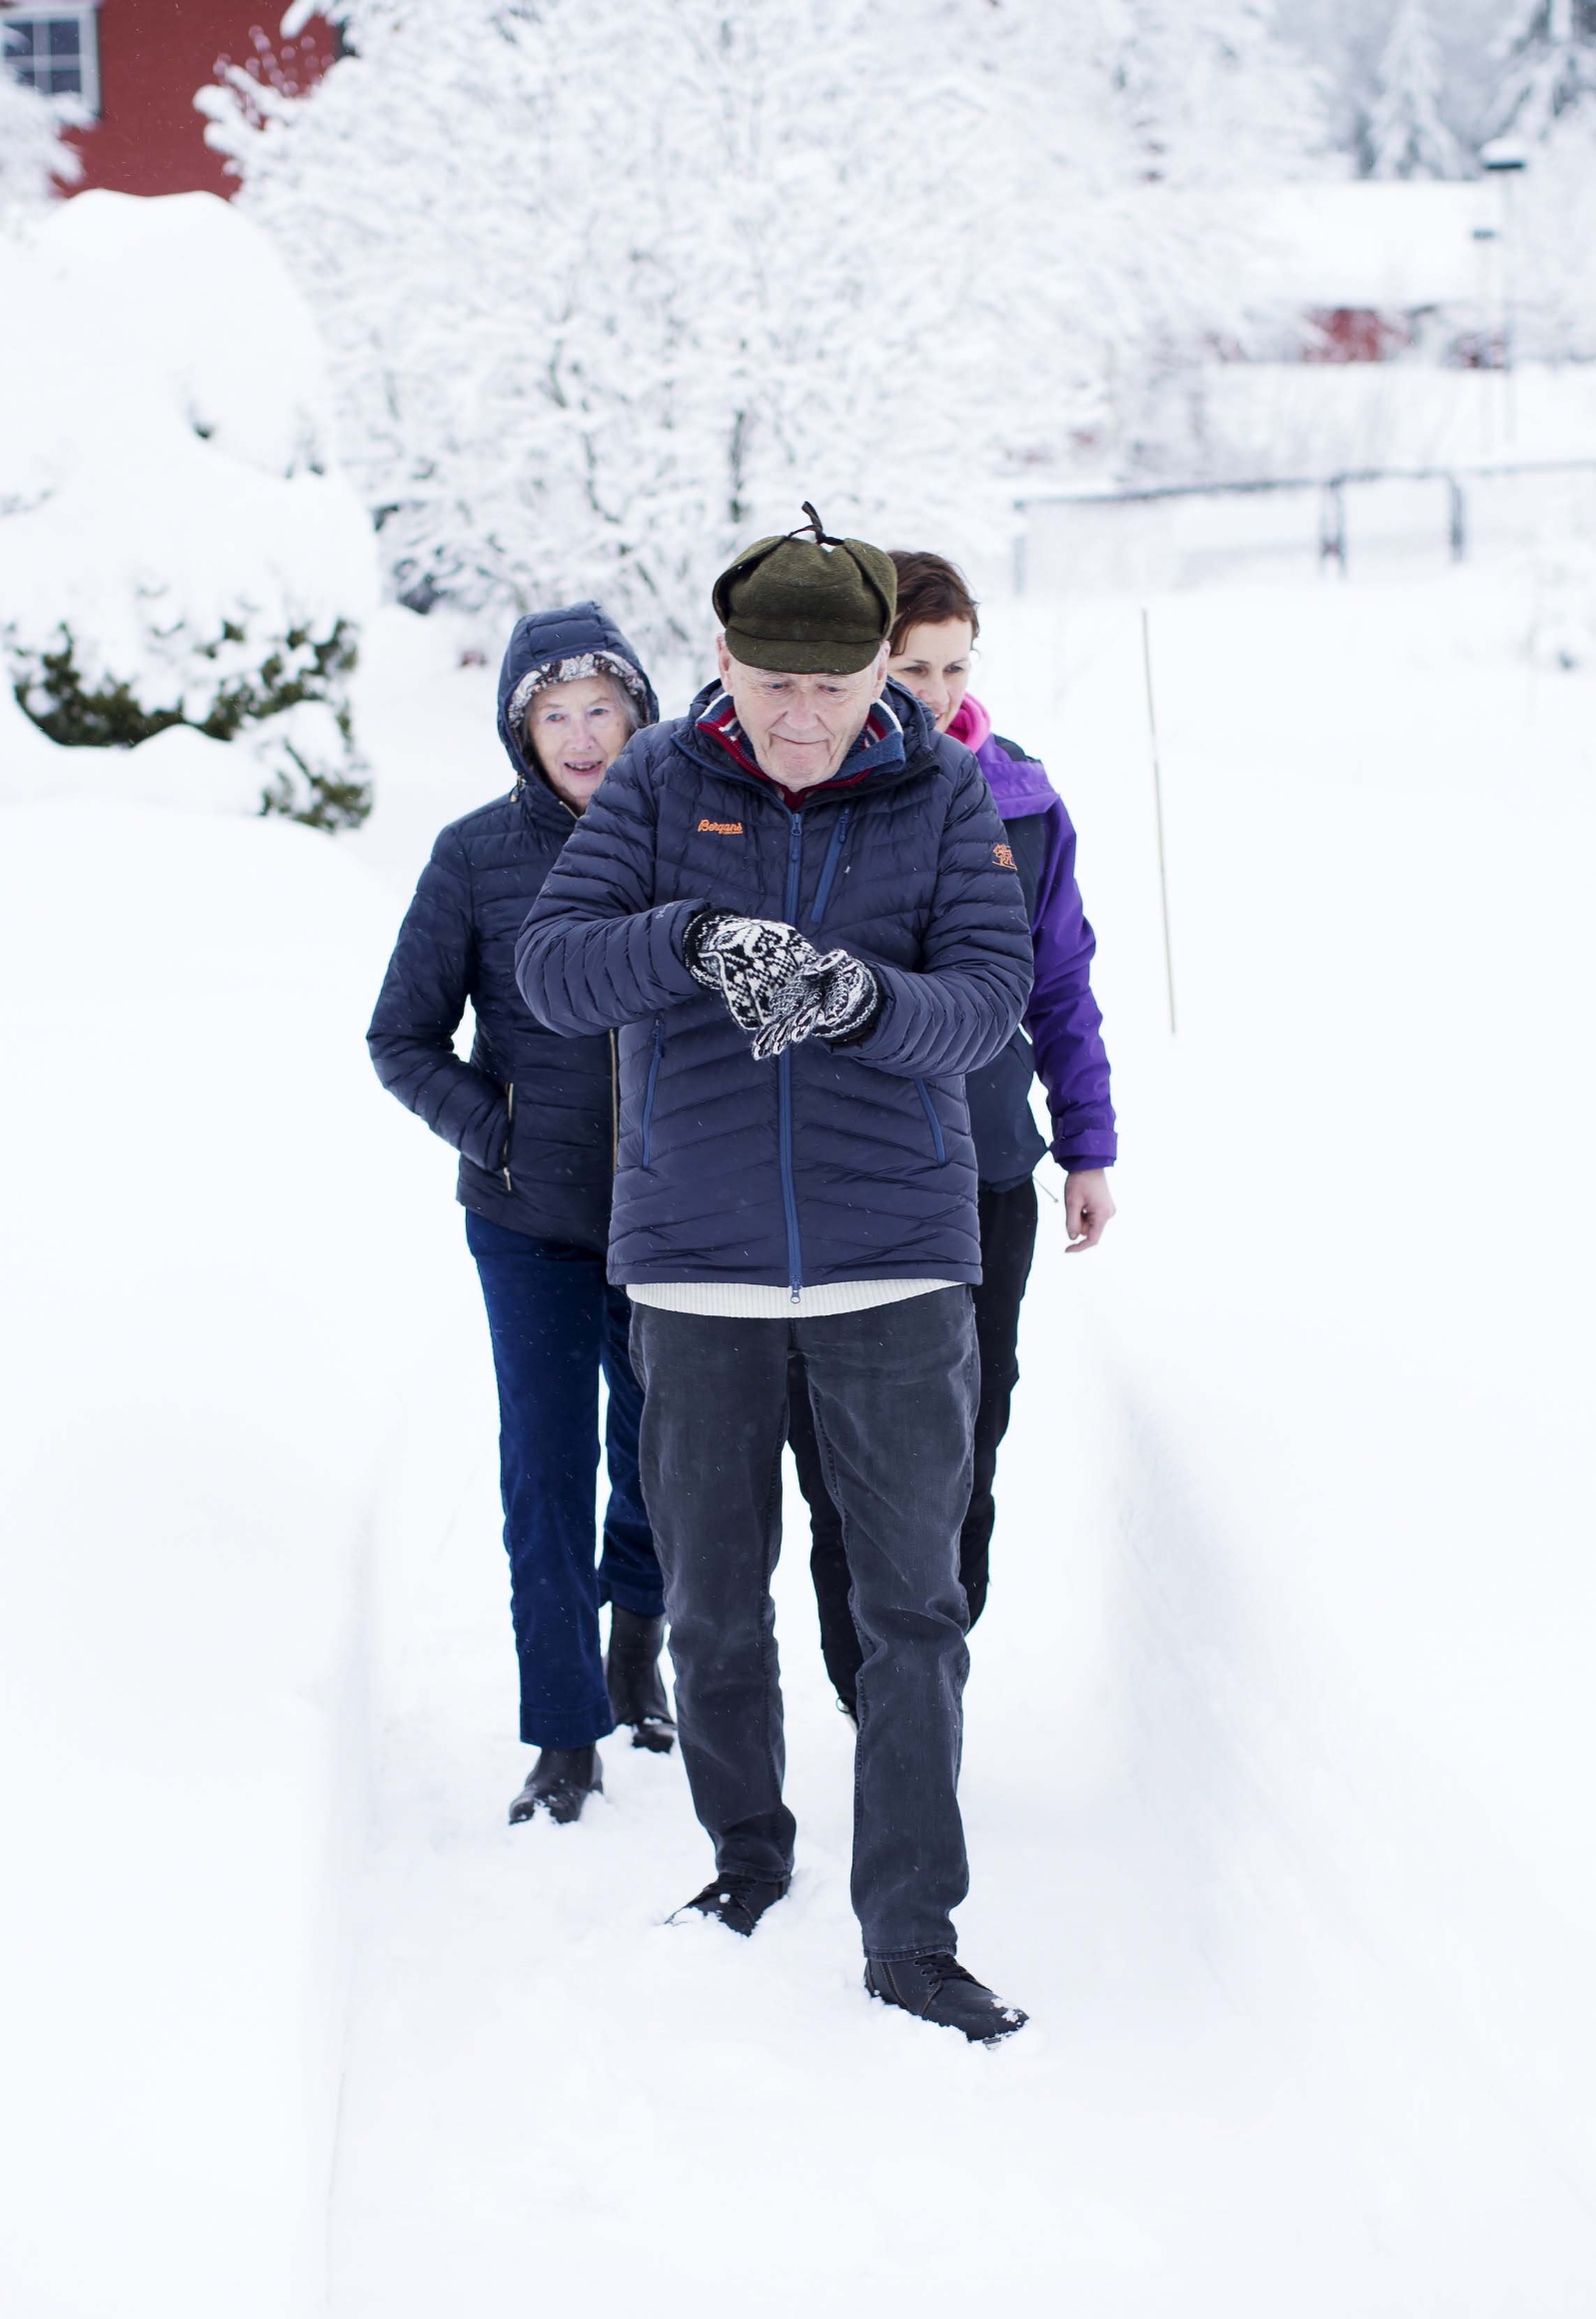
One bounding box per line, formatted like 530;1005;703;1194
515;682;1034;1293
366;603;660;1249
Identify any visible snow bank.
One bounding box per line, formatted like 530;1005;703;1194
0;790;461;2319
0;682;266;815
976;571;1596;2307
0;192;376;821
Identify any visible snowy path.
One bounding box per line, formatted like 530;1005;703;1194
323;1258;1310;2315
8;578;1591;2317
325;577;1596;2312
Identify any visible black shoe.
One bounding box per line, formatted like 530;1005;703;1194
508;1745;603;1827
606;1605;677;1753
671;1872;790;1937
864;1953;1028;2044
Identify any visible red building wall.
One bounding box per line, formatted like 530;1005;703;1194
1302;308;1414;366
61;0;337;199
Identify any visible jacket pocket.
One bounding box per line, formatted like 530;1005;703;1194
640;1021;665;1167
913;1078;948;1166
501;1082;515;1191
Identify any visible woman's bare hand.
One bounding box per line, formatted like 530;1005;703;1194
1064;1167;1116;1252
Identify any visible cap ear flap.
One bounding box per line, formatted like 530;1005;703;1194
844;541;898;642
711;535;787;629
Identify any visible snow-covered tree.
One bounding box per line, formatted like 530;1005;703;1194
0;60;81;219
1364;0;1468;177
1499;102;1596;358
202;0;1328;665
1491;0;1596;141
1110;0;1329;186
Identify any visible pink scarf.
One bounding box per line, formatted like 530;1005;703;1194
945;693;991;752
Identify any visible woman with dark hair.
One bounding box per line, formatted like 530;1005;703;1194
368;604;674;1825
789;551;1116;1716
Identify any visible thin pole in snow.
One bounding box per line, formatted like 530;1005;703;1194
1140;606;1177;1036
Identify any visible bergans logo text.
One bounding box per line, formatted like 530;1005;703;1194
698;819;745;835
992;843;1016;870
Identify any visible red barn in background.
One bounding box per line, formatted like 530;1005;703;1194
2;1;338;198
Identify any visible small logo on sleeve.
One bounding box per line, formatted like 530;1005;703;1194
698;818;745;836
992;843;1016;870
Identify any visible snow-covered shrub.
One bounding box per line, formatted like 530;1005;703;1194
203;0;1327;665
0;56;81;217
12;618;365;828
0;190;378;827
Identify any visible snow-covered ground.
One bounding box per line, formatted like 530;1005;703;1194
0;772;460;2317
4;565;1594;2315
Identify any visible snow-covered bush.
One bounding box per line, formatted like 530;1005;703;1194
203;0;1326;665
0;56;81;217
0;191;377;827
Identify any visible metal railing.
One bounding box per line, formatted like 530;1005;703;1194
1012;457;1596;590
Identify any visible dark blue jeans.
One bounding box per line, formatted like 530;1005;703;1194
630;1288;976;1961
467;1211;664;1748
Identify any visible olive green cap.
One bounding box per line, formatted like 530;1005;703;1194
713;504;897;675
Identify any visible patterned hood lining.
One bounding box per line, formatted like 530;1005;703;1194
507;651;650;739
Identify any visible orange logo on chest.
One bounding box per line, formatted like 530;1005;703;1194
698;819;745;835
992;843;1016;870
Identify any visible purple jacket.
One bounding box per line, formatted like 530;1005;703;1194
951;696;1116;1183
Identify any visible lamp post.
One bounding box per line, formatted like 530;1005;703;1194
1481;140;1529;450
1471;223;1499;457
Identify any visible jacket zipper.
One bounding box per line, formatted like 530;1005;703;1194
502;1081;515;1192
641;1018;665;1167
779;814;805;1303
807;806;852;927
913;1077;947;1165
609;1030;620;1171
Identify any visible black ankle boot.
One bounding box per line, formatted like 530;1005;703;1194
671;1872;790;1937
606;1605;676;1753
509;1745;603;1826
864;1953;1027;2044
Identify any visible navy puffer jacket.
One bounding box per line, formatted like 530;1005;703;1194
515;683;1033;1292
367;603;660;1250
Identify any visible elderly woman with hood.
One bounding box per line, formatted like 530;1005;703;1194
368;604;672;1826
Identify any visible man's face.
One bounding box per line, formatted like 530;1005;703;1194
717;637;888;790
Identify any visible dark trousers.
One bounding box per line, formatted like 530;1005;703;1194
467;1210;664;1748
790;1180;1038;1712
630;1288;977;1961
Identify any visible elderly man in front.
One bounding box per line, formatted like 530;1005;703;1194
516;509;1033;2042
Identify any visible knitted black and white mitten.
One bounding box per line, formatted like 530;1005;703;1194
750;949;880;1060
808;953;880;1046
686;914;879;1060
686;913;823;1036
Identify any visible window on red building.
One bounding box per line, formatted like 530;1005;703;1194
3;5;101;115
